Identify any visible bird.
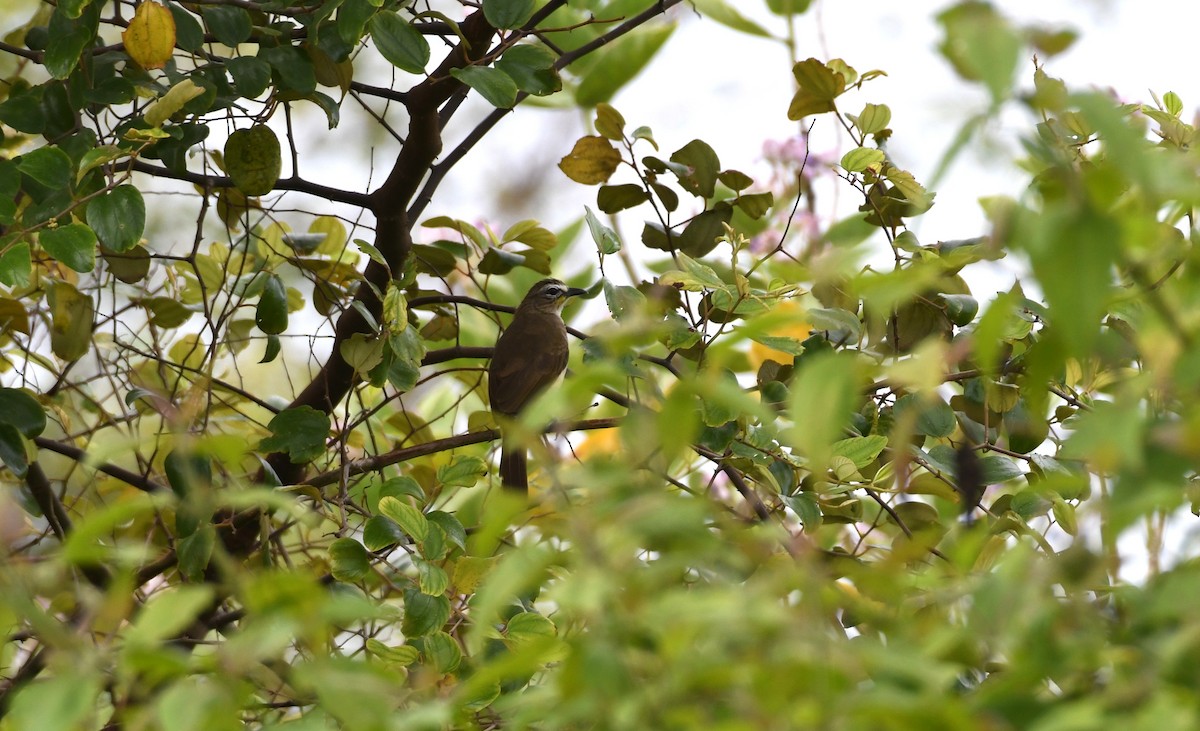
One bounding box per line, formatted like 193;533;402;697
488;278;587;492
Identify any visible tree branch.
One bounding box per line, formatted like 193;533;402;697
128;161;373;208
33;437;168;494
304;417;621;488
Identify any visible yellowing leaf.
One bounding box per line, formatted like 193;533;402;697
144;79;205;127
224;125;281;196
123;1;175;70
48;281;94;361
558;136;621;185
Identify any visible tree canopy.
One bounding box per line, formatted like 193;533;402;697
2;1;1200;729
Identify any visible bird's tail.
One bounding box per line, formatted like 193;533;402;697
499;445;527;493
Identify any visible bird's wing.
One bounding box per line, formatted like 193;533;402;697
489;323;568;415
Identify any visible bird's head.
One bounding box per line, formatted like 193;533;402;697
519;278;587;313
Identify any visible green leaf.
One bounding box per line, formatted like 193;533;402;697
0;86;45;135
258;406;331;464
0;389;47;438
363;515;405;551
594;103;626;141
426;511;467;552
437;455;487;488
496;44;561;96
584;206;622;254
505;611;556;646
1052;497;1078;536
749;335;804;356
669;139;721;198
329;538;371;582
40;224;96;273
201;4;251;45
45;5;98;79
767;0;815;13
177;524;215;579
830;435;887;469
19;145;72;189
225;125;282;197
938;293;978;326
502;220;558;250
402;588;450;637
378;496;429;542
48;281;94;361
255;273;288;334
936;2;1020;103
259;334;281;364
718;169;754;191
415;559;450;596
478;247;522;275
341;333;385;373
576;24;675;107
659;252;725;291
124;586;216;646
76;146;129;184
142;296;194;328
0;423;29;477
169;3;204;51
370;12;430;74
369;475;426;511
259;45;317;94
366;639;420;667
86;185;145;252
840;147;885;173
450;66;519;109
423;631;462;674
978;455;1024;483
7;673;101;731
736;192;774;219
483;0;535;29
806;307;862;339
597;184;649;214
855;103;892;135
226;56;273;98
0;243;31;288
787;58;847;120
678;205;732;256
788;352;858;473
894;393;956;438
1023;209;1118;359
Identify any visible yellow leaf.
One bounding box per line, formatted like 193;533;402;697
123;2;176;70
558;136;621;185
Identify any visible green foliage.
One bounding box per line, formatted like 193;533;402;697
2;1;1200;729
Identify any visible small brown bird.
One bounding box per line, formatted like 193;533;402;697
488;278;587;492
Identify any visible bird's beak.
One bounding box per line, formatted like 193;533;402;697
565;287;588;299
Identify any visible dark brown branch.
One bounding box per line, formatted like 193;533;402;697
24;462;71;540
304;417;621;488
33;437;168;494
0;40;38;62
719;463;772;522
423;346;493;366
128;161;373;209
25;462;113;587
